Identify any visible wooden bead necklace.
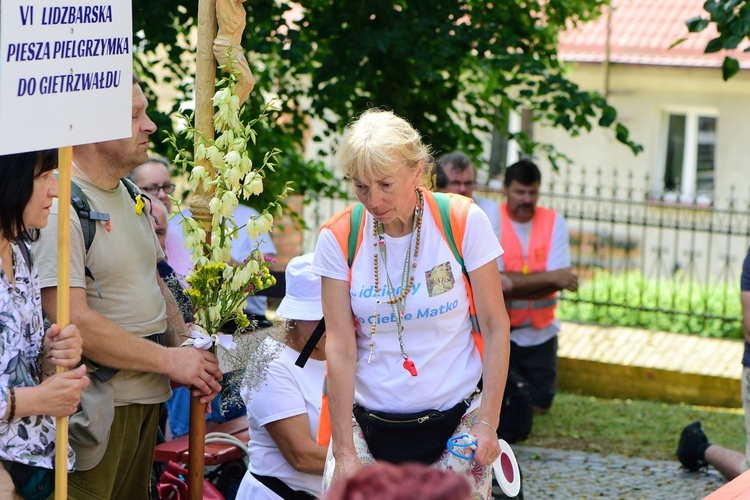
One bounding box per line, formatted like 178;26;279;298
367;188;423;376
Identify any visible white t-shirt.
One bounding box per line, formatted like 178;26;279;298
498;211;571;347
312;199;502;413
473;196;503;271
473;196;501;241
238;338;325;499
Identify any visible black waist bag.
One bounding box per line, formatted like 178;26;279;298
353;399;470;465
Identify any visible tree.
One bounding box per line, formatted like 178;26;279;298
133;0;640;206
681;0;750;80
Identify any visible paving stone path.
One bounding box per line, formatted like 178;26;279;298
504;446;726;499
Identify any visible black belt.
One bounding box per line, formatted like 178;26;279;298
250;472;315;500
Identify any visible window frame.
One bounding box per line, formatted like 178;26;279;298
654;106;718;203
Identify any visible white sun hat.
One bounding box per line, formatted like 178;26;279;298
274;253;323;321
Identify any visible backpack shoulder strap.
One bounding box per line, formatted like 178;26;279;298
423;190;483;357
347;204;365;268
70;180;96;254
120;177;140;201
320;203;366;268
69;179;111;298
425;191;472;275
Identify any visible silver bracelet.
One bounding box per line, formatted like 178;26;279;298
473;419;496;432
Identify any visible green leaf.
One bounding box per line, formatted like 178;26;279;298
724;34;743;49
669;37;688;50
598;105;617;127
685;16;709;33
722;56;740;80
705;37;725;53
615;123;630;143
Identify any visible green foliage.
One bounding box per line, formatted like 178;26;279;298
559;270;743;339
132;4;345;215
132;0;641;191
680;0;750;80
529;392;744;460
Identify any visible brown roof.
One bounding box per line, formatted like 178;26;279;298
558;0;750;68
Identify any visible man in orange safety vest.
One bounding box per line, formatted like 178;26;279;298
500;159;578;414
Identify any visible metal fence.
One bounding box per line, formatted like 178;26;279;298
303;169;750;338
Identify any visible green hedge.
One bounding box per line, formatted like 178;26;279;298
558;270;743;339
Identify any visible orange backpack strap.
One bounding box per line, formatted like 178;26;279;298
319;203;367;276
316;375;331;446
422;190;484;358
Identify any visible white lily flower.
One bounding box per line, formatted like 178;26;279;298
246;218;262;239
224;150;241;168
258;212;273;234
212;87;230;107
209;197;222;215
246;258;260;274
220;191;238;216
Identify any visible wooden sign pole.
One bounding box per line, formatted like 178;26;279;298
54;146;73;499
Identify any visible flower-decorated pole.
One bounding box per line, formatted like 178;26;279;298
187;0;217;496
188;0;260;496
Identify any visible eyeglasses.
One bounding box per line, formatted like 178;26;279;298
140;183;176;196
447;180;475;188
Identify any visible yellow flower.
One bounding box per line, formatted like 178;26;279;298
134;195;145;215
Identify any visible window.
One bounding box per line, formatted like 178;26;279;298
660;111;717;202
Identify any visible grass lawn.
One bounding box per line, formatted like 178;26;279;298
522;392;746;461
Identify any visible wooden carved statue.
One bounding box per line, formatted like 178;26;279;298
213;0;255;104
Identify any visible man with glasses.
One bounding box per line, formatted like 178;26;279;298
129;157;193;277
437;152;502;243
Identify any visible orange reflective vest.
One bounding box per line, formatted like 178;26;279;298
500;203;557;328
315;188;483;445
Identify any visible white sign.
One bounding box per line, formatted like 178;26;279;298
0;0;132;155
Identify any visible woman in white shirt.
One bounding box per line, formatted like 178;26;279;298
312;109;511;499
236;253;327;499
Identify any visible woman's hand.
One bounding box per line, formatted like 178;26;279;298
36;365;90;417
332;451;362;483
469;422;500;466
43;323;84;368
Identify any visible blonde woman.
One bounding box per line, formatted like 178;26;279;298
312;109;511;498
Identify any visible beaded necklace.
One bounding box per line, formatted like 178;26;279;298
367;189;423;376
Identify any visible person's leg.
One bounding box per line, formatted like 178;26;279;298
69;404;159;500
706;445;746;480
680;367;750;479
0;466;24;500
513;337;557;413
705;366;750;480
68;405;134;500
113;404;160;500
740;366;750;474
